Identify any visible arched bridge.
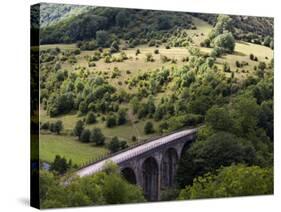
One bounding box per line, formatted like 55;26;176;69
76;128;197;201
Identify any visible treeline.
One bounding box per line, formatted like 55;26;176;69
40;7;194;45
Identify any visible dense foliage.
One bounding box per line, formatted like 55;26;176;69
40;163;145;208
178;165;273;199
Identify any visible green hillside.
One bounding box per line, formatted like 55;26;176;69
35;5;273;207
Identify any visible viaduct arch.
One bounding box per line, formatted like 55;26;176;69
76;128;197;201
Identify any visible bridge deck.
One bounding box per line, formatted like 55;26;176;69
76;128;196;177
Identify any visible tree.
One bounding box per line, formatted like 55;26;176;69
176;132;256;187
208;15;233;41
117;109;127;125
96;30;110;48
258;61;267;71
157;15;172;30
110;40;119;53
53;120;63;135
231;96;260;136
86;112;97;124
205;106;233;131
106;114;117;128
73;120;84;138
50;155;70;175
90;128;105;146
79;101;88;114
144;121;154;134
108;136;120;153
263;36;272;47
80;129;91;143
116;10;130;27
107;136;128;153
178;165;273;199
212;32;235;53
130;96;140;114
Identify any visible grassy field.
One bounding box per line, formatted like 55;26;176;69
40;134;109;165
40;106;160;142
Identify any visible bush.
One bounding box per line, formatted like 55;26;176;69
154;49;159;54
108;136;120;153
117;109;127;125
96;30;110;48
212;32;235;53
145;53;154;62
144;121;154;134
223;62;231;72
135;49;140;56
148;40;156;47
235;61;241;68
90;128;105;146
49;121;63;135
131;136;137;142
80;129;91;143
160;55;171;63
104;56;111;63
88;61;96;67
50;155;71;175
41;121;50;130
210;47;223;57
108;136;128;153
86;112;97;124
110;41;119;53
249;53;255;60
73;120;84;138
106;115;117;128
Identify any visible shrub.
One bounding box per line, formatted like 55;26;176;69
80;129;91;143
148;40;156;47
106;115;117;128
49;121;63;135
154;49;159;54
223;62;231;72
41;121;50;130
135;49;140;56
108;136;128;153
249;53;255;60
90;128;105;146
50;155;71;175
144;121;154;134
212;32;235;53
86;112;97;124
235;61;241;68
110;41;119;53
160;55;171;63
210;47;223;57
108;137;120;153
145;53;154;62
104;56;111;63
73;120;84;138
88;62;96;67
132;136;137;142
117;109;127;125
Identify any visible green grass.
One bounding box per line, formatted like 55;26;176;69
40;134;108;166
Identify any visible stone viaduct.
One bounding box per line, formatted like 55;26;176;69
76;128;197;201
